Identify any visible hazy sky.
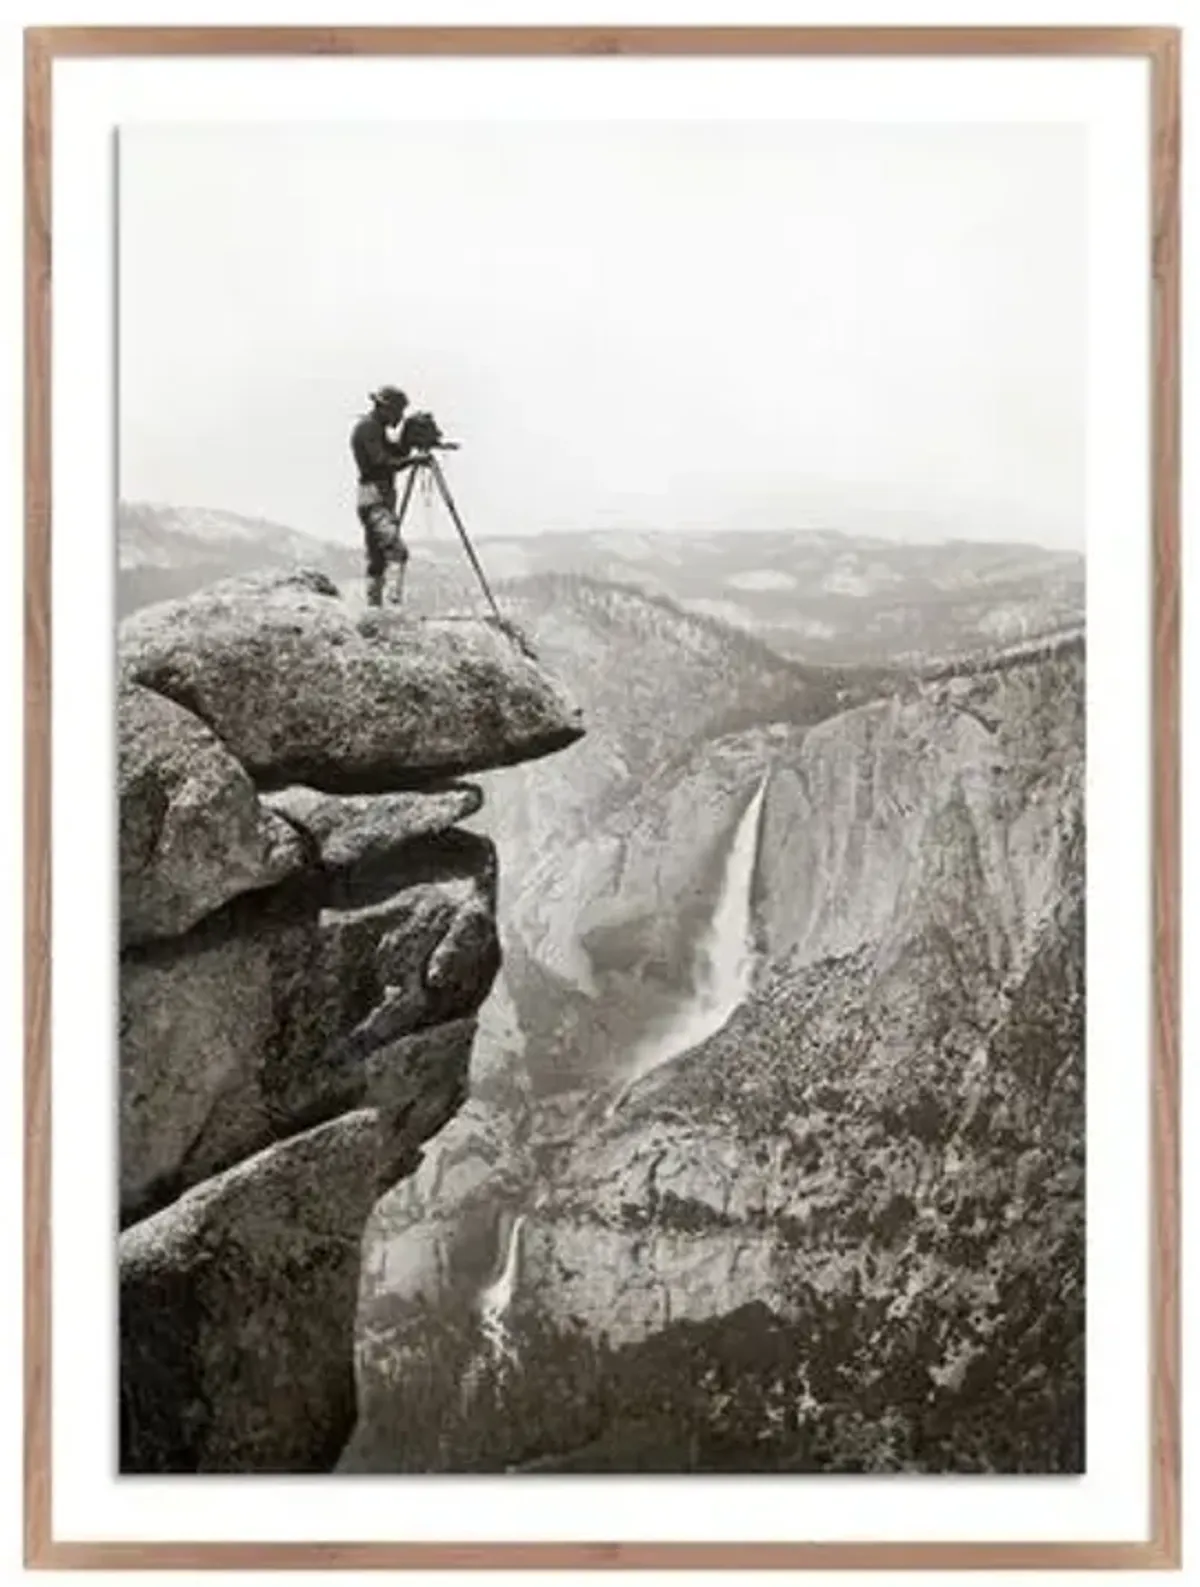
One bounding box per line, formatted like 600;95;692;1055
119;121;1085;548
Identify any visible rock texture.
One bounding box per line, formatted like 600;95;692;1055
356;635;1083;1475
120;1112;381;1474
520;642;1084;1471
117;569;582;1473
120;922;287;1217
360;978;532;1319
118;839;498;1223
119;681;305;947
263;782;483;871
120;569;584;791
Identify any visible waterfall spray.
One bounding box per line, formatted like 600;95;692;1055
478;1213;526;1365
609;777;767;1114
465;777;767;1382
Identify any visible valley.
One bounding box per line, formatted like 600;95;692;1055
347;615;1083;1475
118;505;1085;1476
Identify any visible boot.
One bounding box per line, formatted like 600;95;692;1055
366;574;385;608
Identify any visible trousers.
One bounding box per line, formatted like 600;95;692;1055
356;483;409;578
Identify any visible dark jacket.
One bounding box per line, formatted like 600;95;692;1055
351;411;412;496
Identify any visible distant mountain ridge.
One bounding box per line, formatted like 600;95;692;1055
118;503;362;617
118;502;337;566
117;503;1083;665
464;526;1083;666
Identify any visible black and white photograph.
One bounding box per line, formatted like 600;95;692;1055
116;117;1086;1478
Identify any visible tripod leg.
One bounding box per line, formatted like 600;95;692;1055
385;462;422;606
428;456;504;624
392;463;420;546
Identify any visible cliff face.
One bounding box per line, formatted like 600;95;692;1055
354;636;1083;1475
117;571;582;1473
519;641;1083;1471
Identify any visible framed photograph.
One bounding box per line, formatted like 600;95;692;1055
25;24;1179;1570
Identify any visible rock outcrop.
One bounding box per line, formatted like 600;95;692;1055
120;1111;382;1474
117;570;582;1473
120;569;584;792
119;680;306;947
262;783;483;871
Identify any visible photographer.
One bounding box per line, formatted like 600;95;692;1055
350;385;421;607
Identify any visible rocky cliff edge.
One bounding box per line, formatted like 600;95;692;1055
117;570;583;1473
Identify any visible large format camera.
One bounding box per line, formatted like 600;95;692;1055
399;410;458;454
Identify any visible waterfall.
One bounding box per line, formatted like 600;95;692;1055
465;778;766;1380
478;1212;526;1365
609;777;767;1113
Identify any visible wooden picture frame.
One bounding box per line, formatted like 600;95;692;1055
24;25;1180;1570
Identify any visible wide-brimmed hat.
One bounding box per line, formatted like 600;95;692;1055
369;385;409;410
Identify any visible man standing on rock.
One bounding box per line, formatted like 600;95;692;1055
351;385;421;607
